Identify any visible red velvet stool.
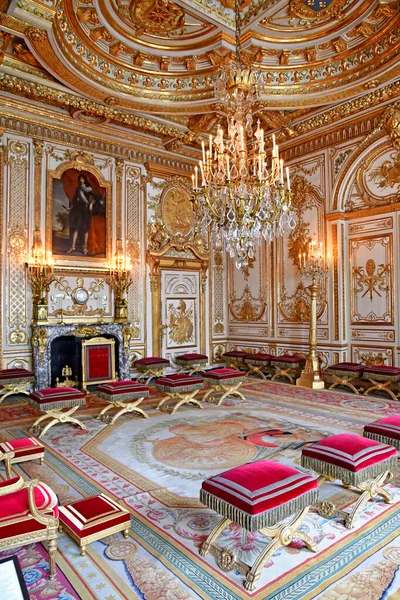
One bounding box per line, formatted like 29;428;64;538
59;494;130;556
270;355;306;384
362;366;400;402
175;353;208;375
0;437;45;465
0;368;34;404
244;353;275;380
302;433;397;528
155;374;204;414
222;351;248;370
364;415;400;451
324;362;364;394
135;357;170;384
202;368;246;405
200;460;319;591
29;387;86;439
97;381;149;425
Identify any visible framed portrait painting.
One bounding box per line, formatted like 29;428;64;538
47;164;111;261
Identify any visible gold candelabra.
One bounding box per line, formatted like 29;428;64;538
296;240;328;390
105;239;139;322
26;230;55;323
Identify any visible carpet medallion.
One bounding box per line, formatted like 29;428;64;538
1;380;400;599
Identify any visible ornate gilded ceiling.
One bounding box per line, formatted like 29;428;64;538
0;0;399;147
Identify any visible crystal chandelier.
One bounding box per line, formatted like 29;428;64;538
191;0;296;270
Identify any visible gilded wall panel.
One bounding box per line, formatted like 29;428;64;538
348;217;393;236
278;167;327;325
4;137;30;350
210;245;225;337
48;273;112;320
350;234;393;325
351;345;394;366
228;245;267;324
351;329;395;342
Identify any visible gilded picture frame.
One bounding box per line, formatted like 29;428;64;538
46;160;112;262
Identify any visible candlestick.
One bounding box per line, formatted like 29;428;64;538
202;140;206;164
286;167;290;190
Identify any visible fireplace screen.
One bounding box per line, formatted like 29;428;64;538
82;336;117;390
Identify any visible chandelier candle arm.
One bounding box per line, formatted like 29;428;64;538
105;238;138;322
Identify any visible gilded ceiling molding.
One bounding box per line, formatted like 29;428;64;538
0;73;190;139
331;102;400;211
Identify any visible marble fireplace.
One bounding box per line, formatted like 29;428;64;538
31;322;131;389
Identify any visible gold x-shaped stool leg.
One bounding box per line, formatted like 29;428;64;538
317;470;393;529
328;374;360;394
245;365;274;380
156;389;203;414
363;378;398;402
203;382;245;405
0;381;32;404
200;507;315;591
31;405;87;439
137;367;166;385
271;367;295;384
97;395;149;425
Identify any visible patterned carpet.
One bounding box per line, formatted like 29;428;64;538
1;380;400;600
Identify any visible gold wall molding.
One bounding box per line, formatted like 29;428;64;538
351;329;395;342
348;217;393;235
332;224;339;341
126;166;144;344
0;134;3;364
33;139;44;229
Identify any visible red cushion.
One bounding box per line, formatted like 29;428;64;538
0;368;34;380
97;381;149;396
326;362;364;373
135;357;169;366
204;368;243;380
59;494;130;539
364;416;400;440
176;353;208;361
156;374;203;388
202;460;318;516
222;351;248;358
244;353;274;362
363;366;400;376
0;437;44;459
0;481;58;526
30;387;85;404
302;434;397;472
270;355;306;364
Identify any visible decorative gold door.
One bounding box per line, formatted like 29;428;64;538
160;270;201;364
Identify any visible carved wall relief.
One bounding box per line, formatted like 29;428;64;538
228;245;267;324
350;234;392;324
278;171;327;324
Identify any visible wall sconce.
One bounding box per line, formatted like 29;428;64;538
105;239;138;322
26;229;55;323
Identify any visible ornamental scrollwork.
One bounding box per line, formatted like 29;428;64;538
353;260;390;302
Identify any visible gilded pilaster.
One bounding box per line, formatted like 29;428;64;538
0;130;4;365
115;156;124;239
33;139;44;229
332;224;339;341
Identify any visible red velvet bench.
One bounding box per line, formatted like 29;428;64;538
200;460;319;591
155;374;204;414
59;493;130;556
135;357;170;384
362;366;400;402
175;353;208;376
301;433;397;528
96;381;149;424
324;362;364;394
29;387;86;439
364;415;400;451
0;368;35;404
202;368;246;405
222;351;248;370
270;355;306;384
244;353;275;380
0;437;45;465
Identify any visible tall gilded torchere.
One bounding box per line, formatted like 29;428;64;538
26;229;55;323
106;239;139;322
296;241;328;390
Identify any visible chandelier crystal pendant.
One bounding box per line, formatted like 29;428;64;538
191;0;296;270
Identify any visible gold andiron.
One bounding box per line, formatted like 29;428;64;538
296;240;328;390
56;365;78;388
26;229;55;323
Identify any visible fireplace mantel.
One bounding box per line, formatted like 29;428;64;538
31;322;131;389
